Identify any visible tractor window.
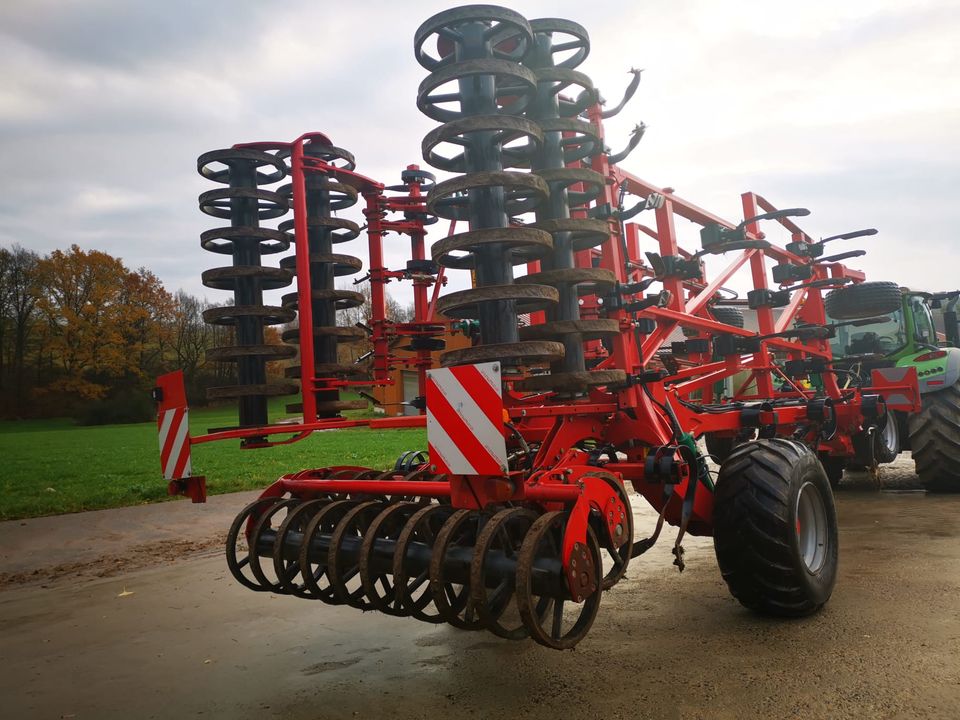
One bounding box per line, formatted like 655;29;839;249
828;309;906;358
910;295;937;344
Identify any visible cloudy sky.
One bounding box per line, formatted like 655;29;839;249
1;0;958;307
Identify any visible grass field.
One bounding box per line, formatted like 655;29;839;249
0;396;426;520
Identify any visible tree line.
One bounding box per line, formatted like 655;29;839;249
0;243;413;423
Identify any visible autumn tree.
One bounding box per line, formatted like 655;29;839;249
34;245;173;400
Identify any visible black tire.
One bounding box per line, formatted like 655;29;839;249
682;305;744;338
705;433;736;463
819;454;845;490
824;281;901;320
709;305;744;328
713;439;839;616
907;382;960;492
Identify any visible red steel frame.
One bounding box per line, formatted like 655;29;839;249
165;102;920;598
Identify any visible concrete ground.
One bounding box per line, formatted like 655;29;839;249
1;455;958;720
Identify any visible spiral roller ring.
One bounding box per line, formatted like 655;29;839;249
417;5;564;368
513;18;626;393
197;147;298;429
277;137;369;418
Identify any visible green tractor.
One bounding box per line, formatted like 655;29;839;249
825;282;960;491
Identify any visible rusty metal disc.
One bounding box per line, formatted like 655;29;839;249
197;148;287;185
248;498;301;592
515;369;627;393
441;340;564;367
200;226;291;255
532;217;610;250
418;59;538;122
431;227;553;269
533;167;605;207
415;6;533;70
327;501;386;609
298;500;359;604
281;288;365;310
280;325;366;344
203;304;295;327
272;499;329;597
519;319;621;342
515;267;616;295
530;118;601;164
515;511;603;650
393;504;457;622
359;502;423;616
436;283;558;319
206;382;299;400
226;497;287;592
198;187;288;221
469;507;538;640
422;115;544;172
426;170;550;221
529;18;590;69
278;215;360;242
430;509;485;631
280;253;363;276
202;265;293;292
284;363;368;379
205;344;297;362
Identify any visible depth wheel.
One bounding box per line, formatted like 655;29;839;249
713;439;839;616
516;511;602;650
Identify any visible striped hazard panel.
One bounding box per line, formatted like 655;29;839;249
158;406;192;480
426;362;508;476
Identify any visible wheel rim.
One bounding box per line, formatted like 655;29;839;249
796;481;829;573
881;410;898;451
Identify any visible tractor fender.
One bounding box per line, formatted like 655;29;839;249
899;347;960;395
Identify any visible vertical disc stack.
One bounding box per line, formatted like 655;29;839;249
278;138;368;419
516;19;626;393
416;5;564;369
197;148;298;429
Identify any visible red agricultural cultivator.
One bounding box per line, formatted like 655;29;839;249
155;6;920;649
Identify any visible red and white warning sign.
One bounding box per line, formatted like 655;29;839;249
155;370;193;481
426;361;508;476
158;406;192;480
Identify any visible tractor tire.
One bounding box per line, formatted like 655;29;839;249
713;439;839;616
823;281;901;321
907;382;960;492
682;305;744;338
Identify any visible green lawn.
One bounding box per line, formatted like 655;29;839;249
0;396;425;520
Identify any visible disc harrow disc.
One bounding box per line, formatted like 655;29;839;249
440;340;564;367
